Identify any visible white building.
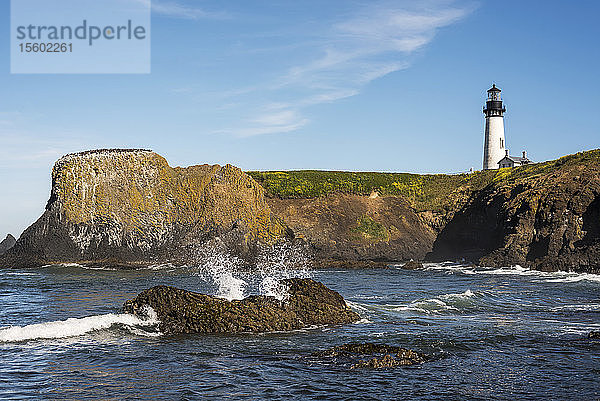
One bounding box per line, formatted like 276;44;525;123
498;150;532;168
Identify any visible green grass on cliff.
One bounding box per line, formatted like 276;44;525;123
351;216;390;242
248;149;600;213
248;170;495;212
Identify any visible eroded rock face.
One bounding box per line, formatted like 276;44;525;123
429;151;600;272
266;194;436;263
0;234;16;256
0;149;287;268
314;343;425;369
123;278;359;334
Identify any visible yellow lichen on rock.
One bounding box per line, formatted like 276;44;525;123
50;149;285;250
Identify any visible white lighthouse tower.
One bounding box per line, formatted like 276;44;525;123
482;84;507;170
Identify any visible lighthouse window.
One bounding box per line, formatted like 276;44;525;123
500;138;504;148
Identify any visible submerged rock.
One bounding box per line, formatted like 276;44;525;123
0;234;16;256
589;331;600;339
123;278;359;334
314;342;425;369
401;260;424;270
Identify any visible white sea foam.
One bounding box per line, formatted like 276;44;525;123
255;243;311;301
0;306;159;343
551;304;600;312
422;262;600;284
193;246;247;300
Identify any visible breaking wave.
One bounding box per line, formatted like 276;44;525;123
390;289;480;315
0;306;159;343
417;263;600;283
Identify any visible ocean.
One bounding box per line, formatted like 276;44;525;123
1;260;599;400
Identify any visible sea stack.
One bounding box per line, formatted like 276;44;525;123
0;149;288;268
0;234;16;255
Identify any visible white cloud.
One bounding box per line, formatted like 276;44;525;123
133;0;227;20
201;1;474;137
217;108;309;138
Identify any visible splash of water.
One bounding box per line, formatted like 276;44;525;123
193;241;311;301
256;243;311;301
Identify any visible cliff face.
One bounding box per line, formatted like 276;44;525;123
266;194;435;262
253;150;600;273
1;149;286;267
4;148;600;272
429;151;600;273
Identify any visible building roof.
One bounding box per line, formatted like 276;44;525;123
498;155;531;164
487;84;501;92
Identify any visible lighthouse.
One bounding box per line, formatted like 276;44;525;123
482;84;507;170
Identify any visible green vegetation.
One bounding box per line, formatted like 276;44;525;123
351;216;389;242
248;150;600;213
248;170;496;212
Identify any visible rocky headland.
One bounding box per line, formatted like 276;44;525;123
0;234;16;255
3;148;600;273
123;278;359;334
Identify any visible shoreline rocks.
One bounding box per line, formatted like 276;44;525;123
401;260;424;270
123;278;359;334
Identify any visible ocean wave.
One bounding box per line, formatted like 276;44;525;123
423;263;600;284
0;306;159;343
353;290;481;316
551;304;600;312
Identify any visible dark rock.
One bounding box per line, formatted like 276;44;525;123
427;151;600;273
401;260;424;270
123;278;359;334
312;259;388;269
0;234;16;256
589;331;600;339
314;342;425;369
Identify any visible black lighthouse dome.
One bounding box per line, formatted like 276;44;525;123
483;84;506;117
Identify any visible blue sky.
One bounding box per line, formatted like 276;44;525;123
1;0;600;237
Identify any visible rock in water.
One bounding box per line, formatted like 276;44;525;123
589;331;600;339
402;260;424;270
0;149;288;268
314;342;425;369
123;278;359;334
0;234;16;256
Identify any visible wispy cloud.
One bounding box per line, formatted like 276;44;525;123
0;114;90;168
134;0;228;20
211;1;474;137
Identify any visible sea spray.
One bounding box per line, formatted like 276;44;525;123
256;243;311;301
192;241;311;301
194;245;247;300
